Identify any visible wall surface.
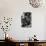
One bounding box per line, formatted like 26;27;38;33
0;0;46;40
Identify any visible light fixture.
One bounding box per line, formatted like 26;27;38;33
29;0;44;8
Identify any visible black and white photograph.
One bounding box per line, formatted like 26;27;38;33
21;12;32;27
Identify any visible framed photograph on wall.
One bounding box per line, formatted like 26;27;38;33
21;12;32;28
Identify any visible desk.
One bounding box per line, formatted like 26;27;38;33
13;40;46;46
5;39;46;46
0;40;6;46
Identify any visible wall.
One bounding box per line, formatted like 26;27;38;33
0;0;46;40
44;15;46;40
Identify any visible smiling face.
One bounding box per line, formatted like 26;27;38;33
29;0;43;8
